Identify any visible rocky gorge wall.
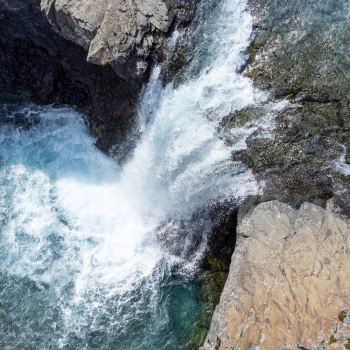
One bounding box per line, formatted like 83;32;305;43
0;0;195;156
202;200;350;350
204;1;350;348
230;0;350;216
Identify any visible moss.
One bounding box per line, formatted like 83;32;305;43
175;54;186;70
328;334;337;345
178;54;185;64
247;67;260;80
207;257;227;272
345;338;350;349
338;311;346;322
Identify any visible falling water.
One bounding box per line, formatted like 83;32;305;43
0;0;269;348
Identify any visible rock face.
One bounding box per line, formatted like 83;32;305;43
202;201;350;350
0;0;141;155
40;0;192;79
0;0;196;154
226;0;350;216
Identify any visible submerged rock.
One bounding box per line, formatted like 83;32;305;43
202;200;350;349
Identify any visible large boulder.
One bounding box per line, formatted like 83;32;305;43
202;201;350;349
40;0;177;79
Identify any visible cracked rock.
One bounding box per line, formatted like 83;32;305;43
201;201;350;350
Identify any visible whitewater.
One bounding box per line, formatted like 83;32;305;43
0;0;271;348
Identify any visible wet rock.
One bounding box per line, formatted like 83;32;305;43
0;0;198;155
202;201;350;350
0;0;141;154
227;0;350;216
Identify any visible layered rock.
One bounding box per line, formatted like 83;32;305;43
202;201;350;349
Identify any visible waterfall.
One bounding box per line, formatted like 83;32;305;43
0;0;269;348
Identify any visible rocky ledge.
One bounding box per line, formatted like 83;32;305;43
224;0;350;216
41;0;194;79
202;201;350;350
0;0;195;155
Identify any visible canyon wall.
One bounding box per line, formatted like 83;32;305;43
202;201;350;350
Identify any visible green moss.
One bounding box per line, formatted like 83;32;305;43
247;67;260;80
207;257;227;272
155;28;166;36
174;54;186;70
178;54;185;64
338;311;346;322
345;338;350;349
328;334;336;345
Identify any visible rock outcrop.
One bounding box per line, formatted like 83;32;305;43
0;0;142;155
202;201;350;350
0;0;196;155
40;0;195;79
225;0;350;216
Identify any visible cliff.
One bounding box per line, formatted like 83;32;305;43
0;0;195;155
202;201;350;350
40;0;191;79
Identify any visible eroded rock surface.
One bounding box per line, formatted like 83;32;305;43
227;0;350;216
41;0;193;79
202;201;350;350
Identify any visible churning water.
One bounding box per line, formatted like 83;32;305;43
0;0;267;348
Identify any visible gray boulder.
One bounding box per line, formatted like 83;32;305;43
41;0;175;79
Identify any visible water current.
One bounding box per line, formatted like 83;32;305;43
0;0;268;348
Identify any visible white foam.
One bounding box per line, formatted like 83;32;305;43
0;0;276;346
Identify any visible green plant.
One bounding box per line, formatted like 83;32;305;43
328;334;336;345
338;311;346;322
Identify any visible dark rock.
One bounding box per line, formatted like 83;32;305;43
0;0;140;154
228;0;350;216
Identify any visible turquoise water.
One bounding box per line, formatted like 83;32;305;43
0;0;265;348
0;105;202;349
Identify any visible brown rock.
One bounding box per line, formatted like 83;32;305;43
202;201;350;349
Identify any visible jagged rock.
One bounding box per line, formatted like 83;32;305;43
0;0;197;155
227;0;350;216
0;0;140;154
201;201;350;350
40;0;175;79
